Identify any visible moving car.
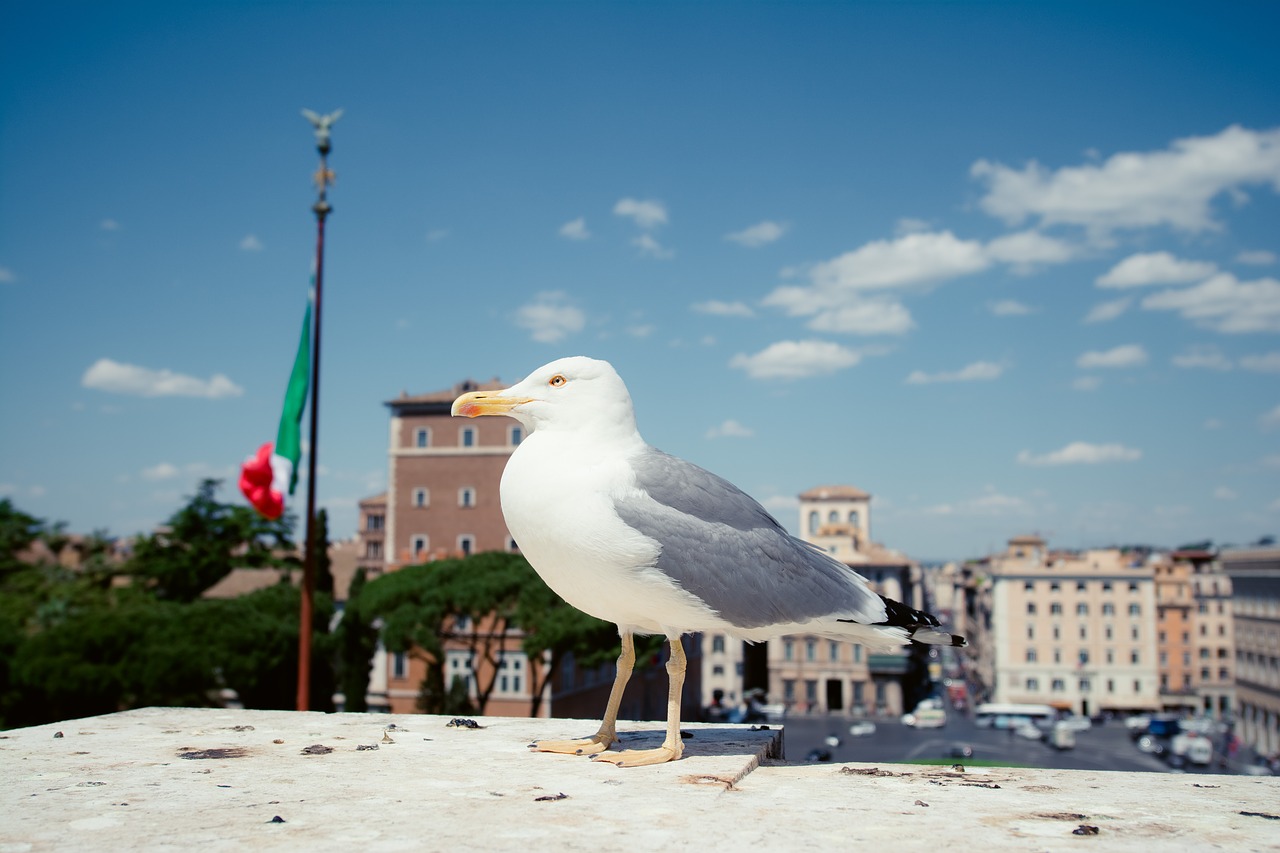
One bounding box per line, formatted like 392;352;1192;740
848;721;877;737
945;743;974;759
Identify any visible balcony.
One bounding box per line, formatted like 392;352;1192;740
867;652;911;675
3;707;1276;850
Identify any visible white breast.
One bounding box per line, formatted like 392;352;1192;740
499;431;718;634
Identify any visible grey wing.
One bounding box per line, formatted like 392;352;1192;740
614;448;885;629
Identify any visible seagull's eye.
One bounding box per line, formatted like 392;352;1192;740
549;374;567;388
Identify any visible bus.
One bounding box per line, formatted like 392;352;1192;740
973;703;1057;730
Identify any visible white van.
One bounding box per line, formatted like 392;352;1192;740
1050;721;1076;750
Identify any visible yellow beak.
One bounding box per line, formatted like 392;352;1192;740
451;390;531;418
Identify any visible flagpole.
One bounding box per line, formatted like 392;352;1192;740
298;108;340;712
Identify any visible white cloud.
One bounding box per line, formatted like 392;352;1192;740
239;234;264;251
613;198;668;229
1240;352;1280;372
626;324;655;339
1017;441;1142;466
726;221;786;248
1096;251;1217;287
0;267;14;284
1236;249;1277;265
514;291;585;343
1141;272;1280;333
805;297;915;335
906;361;1005;385
971;125;1280;234
1172;345;1232;371
81;358;244;398
1084;297;1132;324
984;230;1077;267
922;487;1033;518
141;463;179;481
1213;486;1238;501
100;218;121;231
729;340;861;380
1076;344;1149;369
762;231;986;334
559;217;590;240
1072;376;1102;392
1261;404;1280;430
632;233;674;259
706;419;754;439
990;299;1034;316
692;300;754;318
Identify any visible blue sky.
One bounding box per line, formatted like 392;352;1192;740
1;1;1277;560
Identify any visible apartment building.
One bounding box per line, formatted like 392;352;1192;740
1222;545;1280;757
1179;548;1235;718
984;536;1160;716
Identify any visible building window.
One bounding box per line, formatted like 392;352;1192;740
1079;678;1091;693
1026;677;1039;691
1106;649;1114;664
784;640;794;661
1053;626;1060;640
1050;582;1060;593
1051;679;1065;692
446;650;475;696
1129;603;1141;616
805;679;818;704
1102;603;1114;616
1106;679;1115;693
1079;626;1087;640
1102;582;1112;592
413;488;429;508
853;644;862;663
1027;625;1035;639
366;514;384;531
1077;603;1088;615
829;641;840;662
459;487;476;508
1076;582;1087;592
411;535;428;560
415;428;430;448
712;634;726;654
1050;603;1062;615
496;652;526;696
458;535;475;556
1053;649;1062;664
1078;650;1089;665
510;426;523;446
393;652;408;680
808;511;819;534
805;639;816;662
712;665;724;676
1025;581;1034;592
1131;651;1140;664
848;510;860;528
783;679;795;702
507;537;520;553
852;681;864;704
1026;649;1037;663
1027;603;1037;615
459;427;476;448
365;541;382;560
1218;667;1229;681
1129;583;1139;592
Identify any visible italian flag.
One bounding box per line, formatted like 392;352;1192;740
239;295;312;519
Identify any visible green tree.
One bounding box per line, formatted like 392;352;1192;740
314;508;334;597
130;479;296;602
358;552;630;716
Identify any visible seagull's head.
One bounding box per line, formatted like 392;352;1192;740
451;356;638;438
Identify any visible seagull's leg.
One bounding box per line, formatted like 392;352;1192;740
593;634;686;767
532;630;635;756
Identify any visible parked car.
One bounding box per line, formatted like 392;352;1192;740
848;721;877;737
1050;721;1076;750
1124;714;1151;735
824;734;842;748
1058;715;1092;732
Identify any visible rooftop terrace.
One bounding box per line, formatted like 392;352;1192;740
2;707;1277;851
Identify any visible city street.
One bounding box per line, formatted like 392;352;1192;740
781;714;1214;775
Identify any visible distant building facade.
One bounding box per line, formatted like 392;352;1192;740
980;536;1160;716
1222;546;1280;758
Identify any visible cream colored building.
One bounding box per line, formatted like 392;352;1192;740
986;536;1160;716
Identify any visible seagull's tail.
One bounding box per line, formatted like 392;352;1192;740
842;593;967;647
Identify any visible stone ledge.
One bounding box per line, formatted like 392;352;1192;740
1;707;1276;852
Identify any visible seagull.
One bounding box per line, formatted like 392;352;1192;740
452;356;964;767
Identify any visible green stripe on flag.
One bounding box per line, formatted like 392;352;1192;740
274;297;312;496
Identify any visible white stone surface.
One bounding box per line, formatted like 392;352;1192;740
1;707;1277;852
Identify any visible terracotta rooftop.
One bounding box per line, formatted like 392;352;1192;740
798;485;870;501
